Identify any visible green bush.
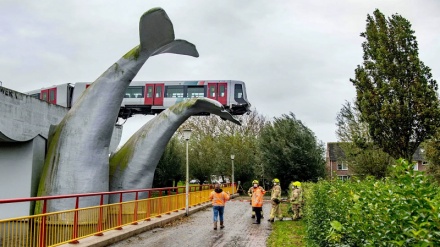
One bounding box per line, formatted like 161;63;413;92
305;159;440;247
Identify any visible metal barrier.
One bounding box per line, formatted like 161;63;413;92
0;184;233;246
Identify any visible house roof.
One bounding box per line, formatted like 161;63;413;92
327;142;346;161
327;142;425;161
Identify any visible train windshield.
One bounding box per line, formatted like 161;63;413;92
234;84;243;99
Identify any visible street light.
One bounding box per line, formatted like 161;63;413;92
230;154;235;195
183;129;192;216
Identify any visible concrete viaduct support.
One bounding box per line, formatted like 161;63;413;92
0;86;122;218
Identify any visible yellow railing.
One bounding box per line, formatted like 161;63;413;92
0;184;232;247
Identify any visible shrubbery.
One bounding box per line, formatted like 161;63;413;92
304;159;440;246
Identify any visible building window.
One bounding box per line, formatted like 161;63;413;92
413;163;419;171
187;86;204;98
165;86;184;98
337;162;348;170
338;175;349;181
125;86;143;98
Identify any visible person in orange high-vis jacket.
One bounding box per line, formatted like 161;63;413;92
209;183;230;230
251;183;266;224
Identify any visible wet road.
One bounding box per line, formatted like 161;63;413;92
108;199;273;247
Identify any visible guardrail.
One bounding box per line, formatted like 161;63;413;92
0;183;234;246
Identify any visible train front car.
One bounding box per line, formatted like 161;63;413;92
229;80;251;115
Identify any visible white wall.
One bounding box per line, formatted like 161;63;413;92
0;137;46;219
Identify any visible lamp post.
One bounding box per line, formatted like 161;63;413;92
183;129;192;216
230;154;235;195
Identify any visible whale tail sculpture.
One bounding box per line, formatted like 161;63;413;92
109;97;241;203
35;8;198;214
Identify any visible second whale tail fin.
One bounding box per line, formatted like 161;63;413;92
139;8;199;57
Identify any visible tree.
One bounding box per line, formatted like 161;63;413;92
351;9;440;161
177;109;268;187
153;136;184;188
336;101;394;178
422;130;440;182
259;112;325;189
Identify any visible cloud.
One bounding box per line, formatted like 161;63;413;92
1;0;439;146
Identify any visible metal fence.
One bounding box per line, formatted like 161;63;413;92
0;184;233;246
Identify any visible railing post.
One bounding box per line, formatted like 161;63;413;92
167;189;171;214
116;193;123;230
145;190;151;221
70;197;80;243
132;192;139;225
157;190;162;217
95;195;104;236
39;199;47;247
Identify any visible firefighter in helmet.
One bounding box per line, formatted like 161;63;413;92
248;180;265;218
268;178;283;222
289;181;303;220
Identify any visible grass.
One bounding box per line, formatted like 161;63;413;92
266;202;306;247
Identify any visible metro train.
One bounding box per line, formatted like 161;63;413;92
26;80;251;119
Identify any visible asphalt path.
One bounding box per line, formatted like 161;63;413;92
108;198;273;247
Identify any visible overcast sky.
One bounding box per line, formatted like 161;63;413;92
1;0;439;146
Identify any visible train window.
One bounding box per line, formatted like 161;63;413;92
30;93;40;99
219;85;225;97
209;85;216;97
187;86;204;98
155;86;162;97
234;84;243;98
49;90;55;101
42;92;47;101
165;86;184;98
125;87;143;98
147;86;153;98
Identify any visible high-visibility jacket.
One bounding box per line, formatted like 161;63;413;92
271;184;282;200
252;187;266;207
209;190;230;206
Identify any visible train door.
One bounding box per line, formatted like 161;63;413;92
144;83;164;106
40;89;48;101
144;84;154;105
40;87;57;104
48;87;57;104
207;82;227;105
207;83;217;101
217;82;227;105
153;84;164;106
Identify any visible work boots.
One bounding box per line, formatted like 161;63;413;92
220;221;224;229
214;222;217;230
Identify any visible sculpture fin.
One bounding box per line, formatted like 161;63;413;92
139;8;175;53
139;8;198;57
152;39;199;57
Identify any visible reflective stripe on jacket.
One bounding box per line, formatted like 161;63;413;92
252;187;266;207
209;191;230;206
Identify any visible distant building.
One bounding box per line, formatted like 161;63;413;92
326;142;429;180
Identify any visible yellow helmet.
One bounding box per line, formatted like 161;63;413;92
252;180;259;184
293;181;301;187
272;178;280;183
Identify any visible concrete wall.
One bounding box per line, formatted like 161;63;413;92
0;87;123;219
0;87;68;142
0;136;45;218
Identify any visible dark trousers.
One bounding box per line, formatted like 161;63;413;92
252;207;262;223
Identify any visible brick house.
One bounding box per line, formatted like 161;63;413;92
326;142;428;180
